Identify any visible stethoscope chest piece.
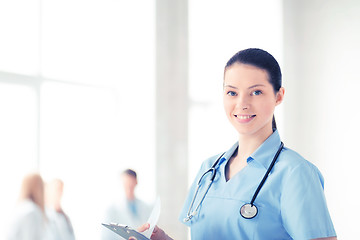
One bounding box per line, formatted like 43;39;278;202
240;203;258;219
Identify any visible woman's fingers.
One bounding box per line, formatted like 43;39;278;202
128;223;150;240
137;223;150;232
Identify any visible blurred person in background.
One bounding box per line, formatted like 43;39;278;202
7;173;53;240
45;178;75;240
101;169;151;240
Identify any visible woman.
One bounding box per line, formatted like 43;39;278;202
7;173;52;240
137;48;337;239
46;178;76;240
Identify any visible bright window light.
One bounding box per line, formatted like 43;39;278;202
0;83;38;238
0;0;40;75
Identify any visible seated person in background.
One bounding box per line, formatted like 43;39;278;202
45;178;76;240
101;169;151;240
7;173;50;240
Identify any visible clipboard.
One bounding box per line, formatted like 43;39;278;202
102;197;160;240
102;223;150;240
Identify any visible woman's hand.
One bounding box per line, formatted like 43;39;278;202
128;224;174;240
150;225;173;240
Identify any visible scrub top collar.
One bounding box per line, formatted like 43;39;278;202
250;130;282;169
216;141;238;168
217;130;282;170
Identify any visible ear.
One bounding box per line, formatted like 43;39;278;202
275;87;285;106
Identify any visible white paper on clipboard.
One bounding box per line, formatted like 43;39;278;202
102;197;161;240
143;197;161;238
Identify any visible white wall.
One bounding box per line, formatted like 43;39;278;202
283;0;360;238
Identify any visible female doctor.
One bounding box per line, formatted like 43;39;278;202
136;48;337;240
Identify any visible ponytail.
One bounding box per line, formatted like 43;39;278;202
272;115;277;132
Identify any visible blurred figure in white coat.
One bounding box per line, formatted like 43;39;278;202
7;173;52;240
45;178;75;240
101;169;151;240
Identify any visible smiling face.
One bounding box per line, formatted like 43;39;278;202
223;63;284;139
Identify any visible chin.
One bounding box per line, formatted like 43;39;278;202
234;125;272;137
234;128;256;136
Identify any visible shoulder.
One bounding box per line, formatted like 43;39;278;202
17;200;43;219
279;147;320;169
135;198;150;208
201;153;225;169
276;146;324;186
187;151;226;192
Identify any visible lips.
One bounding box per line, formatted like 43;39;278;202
234;114;256;122
235;114;255;119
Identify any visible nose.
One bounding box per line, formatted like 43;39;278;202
235;94;250;111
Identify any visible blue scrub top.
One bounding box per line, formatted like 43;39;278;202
179;131;336;240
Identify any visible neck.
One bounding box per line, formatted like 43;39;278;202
127;194;135;201
226;126;275;181
237;127;274;160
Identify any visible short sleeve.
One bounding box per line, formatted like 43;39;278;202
281;161;336;239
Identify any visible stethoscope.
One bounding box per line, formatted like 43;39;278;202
183;142;284;222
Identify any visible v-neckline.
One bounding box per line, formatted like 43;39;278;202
224;158;249;183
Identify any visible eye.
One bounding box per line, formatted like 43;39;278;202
226;91;237;97
251;90;262;96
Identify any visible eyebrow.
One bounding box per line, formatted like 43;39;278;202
223;84;266;89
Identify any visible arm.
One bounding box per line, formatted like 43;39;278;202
281;161;336;239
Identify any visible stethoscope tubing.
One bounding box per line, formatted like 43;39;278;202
184;152;225;222
184;142;284;222
249;142;284;206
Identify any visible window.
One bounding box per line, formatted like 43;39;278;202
0;1;155;239
0;82;37;237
